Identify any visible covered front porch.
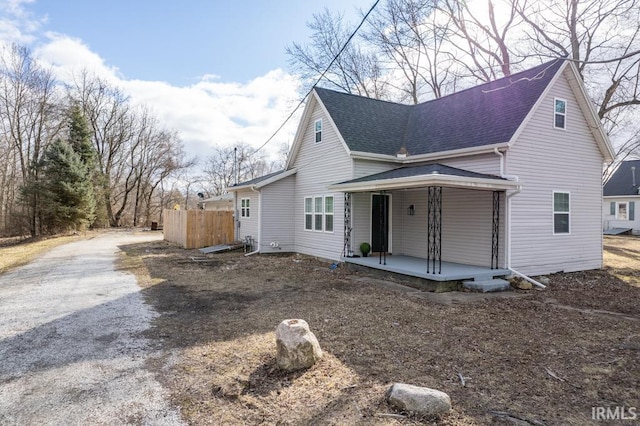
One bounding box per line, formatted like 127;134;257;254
329;163;519;285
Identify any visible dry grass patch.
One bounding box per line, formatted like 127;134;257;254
121;239;640;425
603;235;640;286
0;234;83;274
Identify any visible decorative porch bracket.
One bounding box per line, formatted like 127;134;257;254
427;186;442;274
379;191;387;265
491;191;501;269
343;192;352;257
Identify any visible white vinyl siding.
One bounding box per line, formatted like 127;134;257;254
291;99;351;260
260;175;295;253
508;67;605;275
437;153;502;176
351;192;371;255
235;189;259;245
353;159;397;179
352;154;502;180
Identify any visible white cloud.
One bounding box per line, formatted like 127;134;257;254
0;0;43;46
120;68;301;163
34;32;122;83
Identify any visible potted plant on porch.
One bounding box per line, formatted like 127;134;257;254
360;242;371;257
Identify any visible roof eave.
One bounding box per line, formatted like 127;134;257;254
350;142;510;163
328;174;518;192
226;169;297;192
565;62;615;162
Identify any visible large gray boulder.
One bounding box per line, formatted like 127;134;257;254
387;383;451;415
275;319;323;371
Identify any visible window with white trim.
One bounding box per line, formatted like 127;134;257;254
304;197;313;230
314;119;322;143
304;195;334;232
325;196;334;232
554;98;567;129
314;196;323;230
617;202;628;220
241;198;250;218
553;191;570;234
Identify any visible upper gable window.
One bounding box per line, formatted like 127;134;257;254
554;98;567;129
314;119;322;143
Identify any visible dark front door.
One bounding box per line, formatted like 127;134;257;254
371;194;389;253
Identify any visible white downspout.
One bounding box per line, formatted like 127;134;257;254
244;185;261;257
233;190;239;241
494;148;546;289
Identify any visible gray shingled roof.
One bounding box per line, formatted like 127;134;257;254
335;163;505;185
230;170;284;188
604;160;640;196
314;58;565;156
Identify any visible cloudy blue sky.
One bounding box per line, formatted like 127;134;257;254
0;0;372;161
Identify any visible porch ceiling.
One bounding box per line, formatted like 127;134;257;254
328;163;519;192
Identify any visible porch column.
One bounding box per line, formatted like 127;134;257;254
491;191;501;269
427;186;442;274
343;192;352;256
379;191;387;265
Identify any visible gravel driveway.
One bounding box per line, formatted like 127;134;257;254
0;231;183;425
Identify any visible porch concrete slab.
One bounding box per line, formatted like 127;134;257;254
343;255;510;282
463;278;511;293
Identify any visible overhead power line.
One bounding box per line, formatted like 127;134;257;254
251;0;381;156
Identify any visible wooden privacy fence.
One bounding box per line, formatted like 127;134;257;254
163;209;234;249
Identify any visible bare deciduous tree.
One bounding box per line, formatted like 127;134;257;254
0;44;62;235
287;8;388;99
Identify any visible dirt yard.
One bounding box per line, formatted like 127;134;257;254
120;235;640;425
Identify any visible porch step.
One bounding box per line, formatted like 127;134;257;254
462;278;511;293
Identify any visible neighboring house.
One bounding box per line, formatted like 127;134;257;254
228;58;614;281
199;193;234;211
603;160;640;234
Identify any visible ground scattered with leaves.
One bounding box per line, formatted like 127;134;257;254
120;235;640;425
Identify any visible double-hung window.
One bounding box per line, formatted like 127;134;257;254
324;196;334;232
314;119;322;143
241;198;250;218
554;98;567;129
553;191;570;234
304;195;334;232
304;198;313;230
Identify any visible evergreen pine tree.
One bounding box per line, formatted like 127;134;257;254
37;139;96;233
67;104;100;227
68;104;95;168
